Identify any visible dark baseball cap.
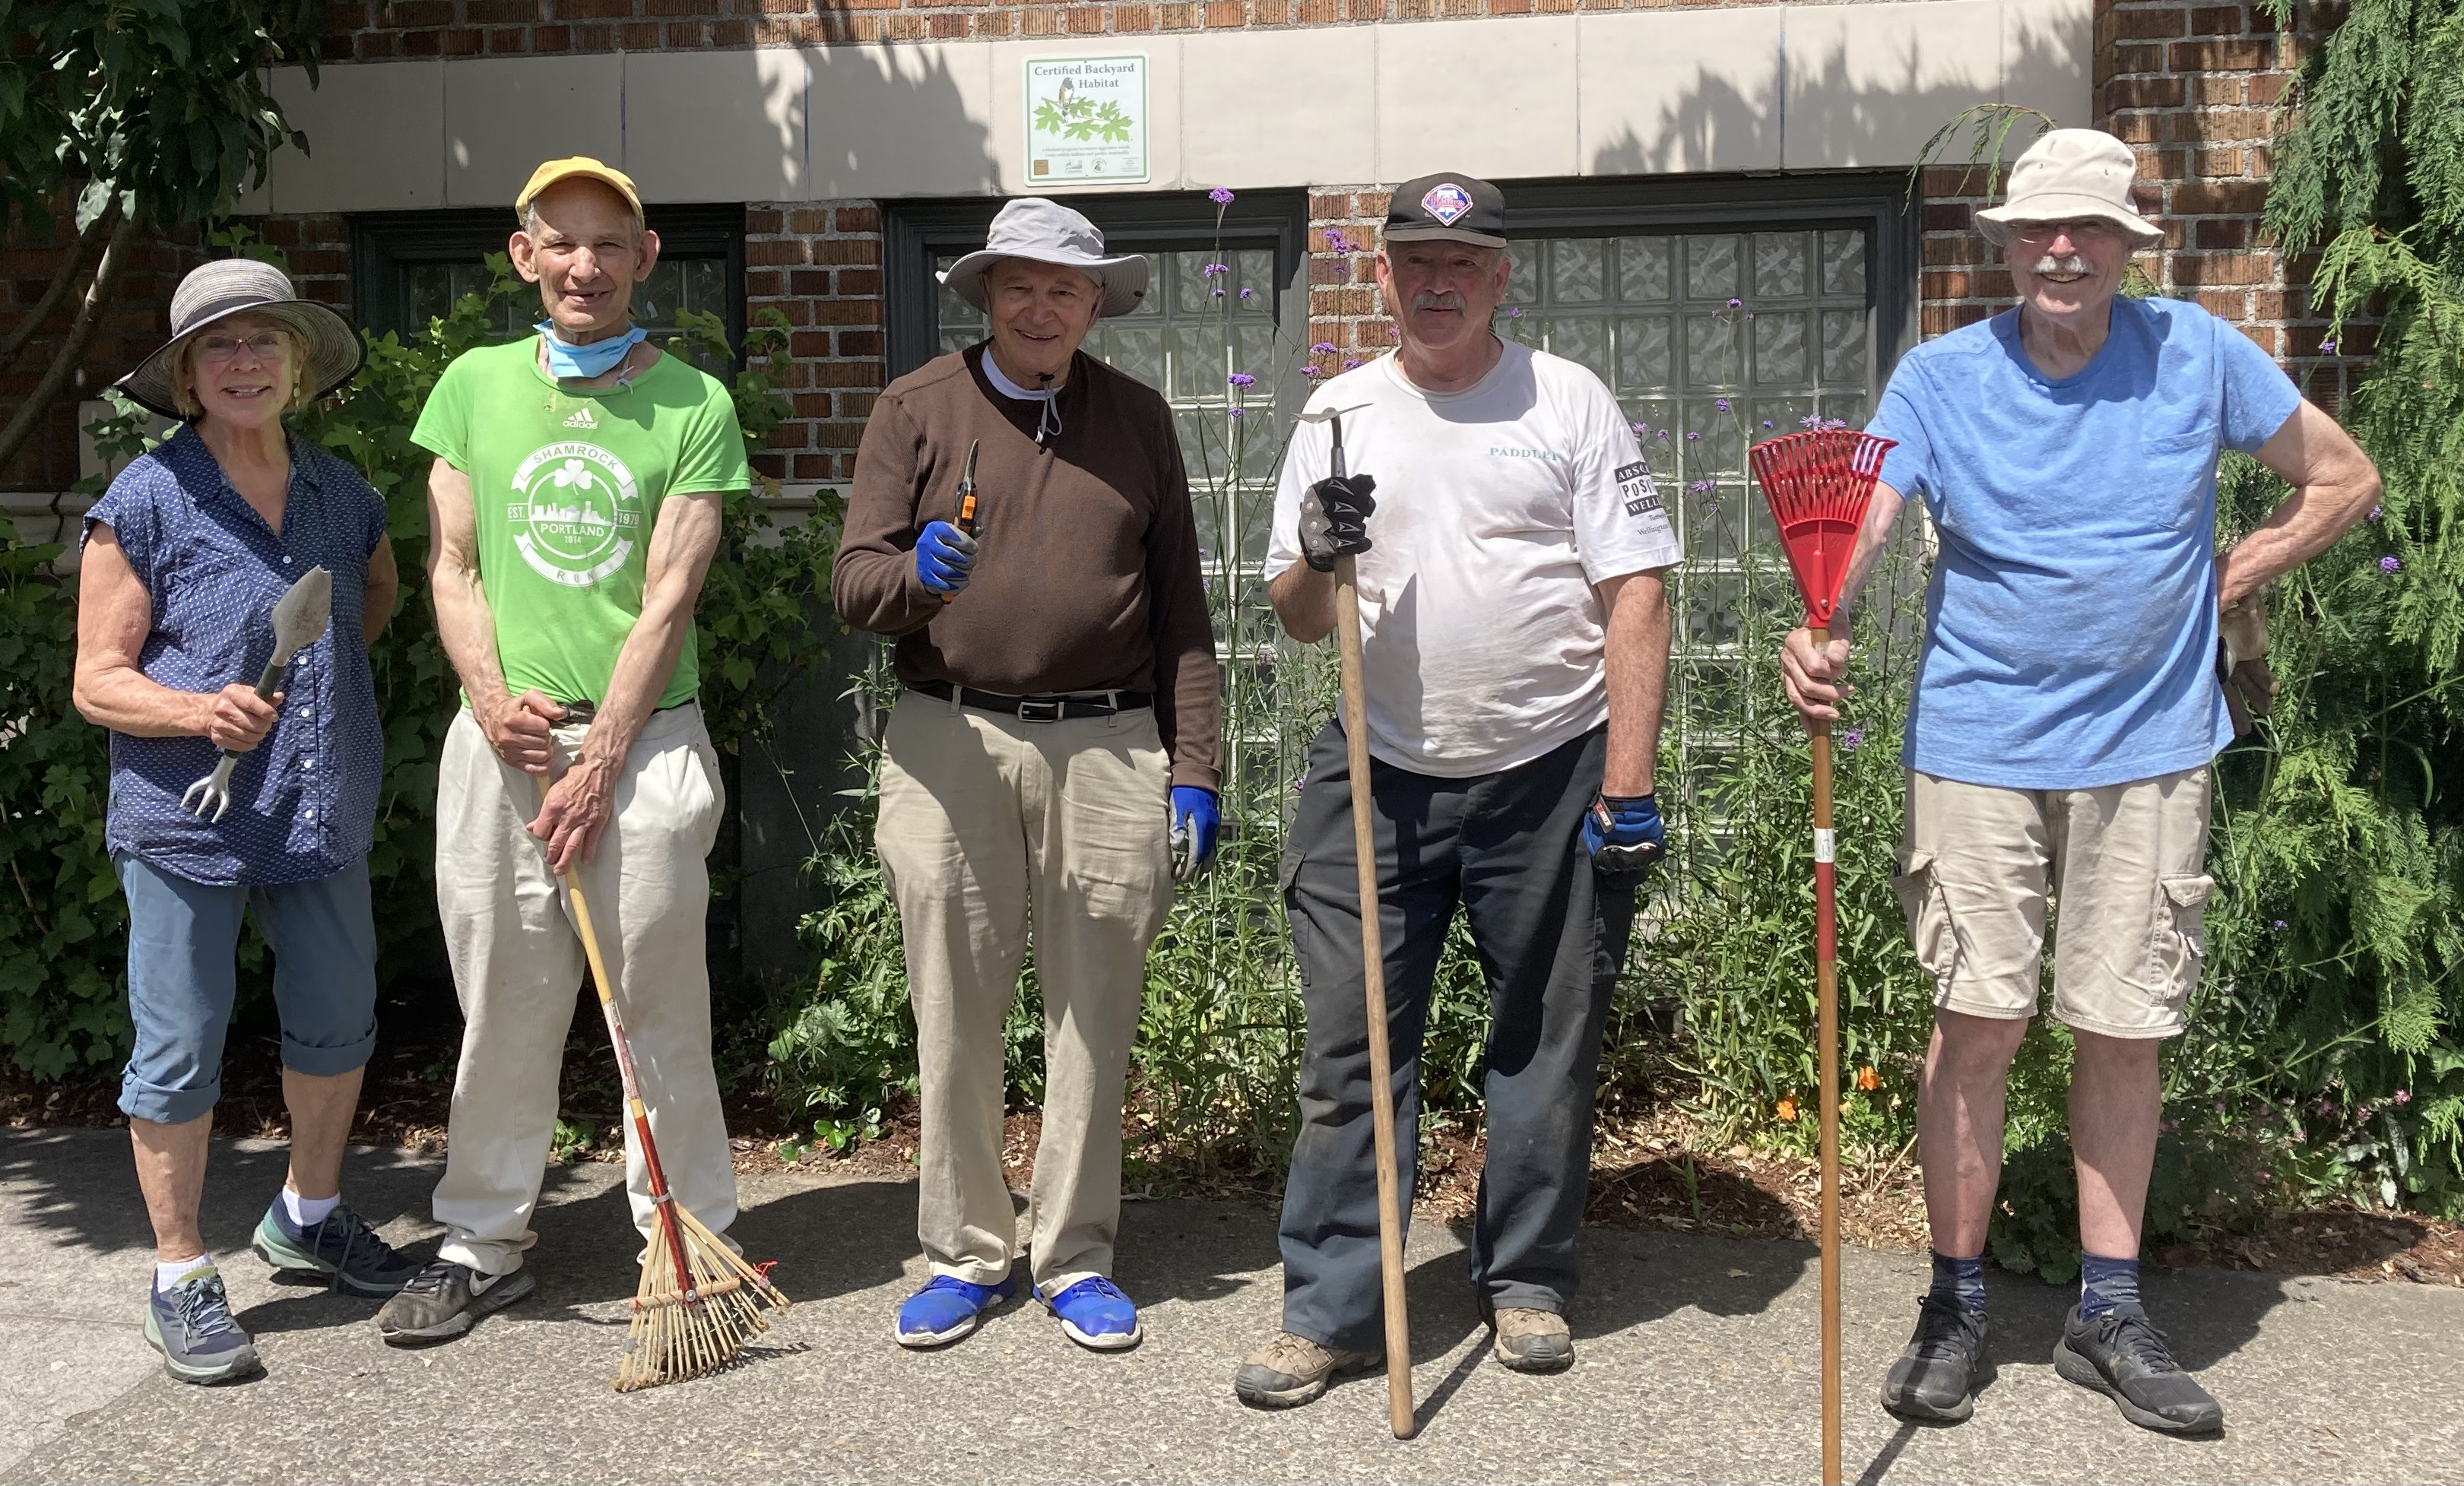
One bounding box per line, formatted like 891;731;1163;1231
1383;173;1507;249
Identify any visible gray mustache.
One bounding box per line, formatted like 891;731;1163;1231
1411;290;1466;311
2033;254;2091;277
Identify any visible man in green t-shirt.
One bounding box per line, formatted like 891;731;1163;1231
375;157;750;1344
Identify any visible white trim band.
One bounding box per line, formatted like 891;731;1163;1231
1812;828;1836;863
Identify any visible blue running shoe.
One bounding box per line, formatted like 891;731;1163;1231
1045;1275;1142;1351
144;1268;260;1384
895;1273;1017;1348
252;1199;421;1297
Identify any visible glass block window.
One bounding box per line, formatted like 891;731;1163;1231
1498;227;1878;803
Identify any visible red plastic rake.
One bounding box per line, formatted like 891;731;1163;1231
1747;426;1895;1486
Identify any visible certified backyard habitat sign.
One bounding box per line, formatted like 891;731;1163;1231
1026;55;1148;185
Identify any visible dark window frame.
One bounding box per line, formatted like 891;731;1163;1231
347;204;748;360
882;191;1312;380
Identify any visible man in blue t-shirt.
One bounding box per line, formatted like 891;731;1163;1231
1781;129;2380;1435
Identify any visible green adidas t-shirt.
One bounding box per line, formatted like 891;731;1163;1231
411;338;749;711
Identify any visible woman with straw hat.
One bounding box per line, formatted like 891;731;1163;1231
73;257;417;1384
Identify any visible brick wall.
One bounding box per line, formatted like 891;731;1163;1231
324;0;1831;59
0;223;206;490
744;204;883;483
2095;0;2360;407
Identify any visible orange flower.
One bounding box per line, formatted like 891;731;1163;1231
1776;1096;1798;1122
1857;1066;1881;1092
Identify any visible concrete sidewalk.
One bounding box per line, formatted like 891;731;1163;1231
2;1127;2455;1485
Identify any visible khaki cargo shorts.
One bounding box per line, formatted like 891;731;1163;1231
1892;765;2214;1039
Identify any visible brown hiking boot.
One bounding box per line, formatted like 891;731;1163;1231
1489;1306;1574;1374
1232;1329;1381;1409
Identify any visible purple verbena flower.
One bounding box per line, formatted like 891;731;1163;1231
1687;479;1715;493
1840;727;1864;753
1228;372;1256;388
1239;287;1253;299
1300;365;1323;378
1323;229;1349;251
1508;306;1523;318
1203;262;1229;276
2320;338;2337;353
1762;420;1774;429
1714;398;1730;412
1800;414;1822;429
2381;555;2401;573
1685;431;1699;442
1228;407;1246;419
1727;298;1742;309
2274;919;2288;930
1311;341;1337;354
1657;429;1670;441
2369;504;2383;520
1824;417;1849;430
1213;287;1225;298
1343;356;1362;369
1209;186;1235;205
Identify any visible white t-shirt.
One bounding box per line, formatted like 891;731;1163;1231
1266;341;1682;778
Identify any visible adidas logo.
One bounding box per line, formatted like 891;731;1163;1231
562;407;598;429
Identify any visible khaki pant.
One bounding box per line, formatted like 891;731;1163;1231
877;692;1172;1296
1893;765;2214;1039
430;703;735;1275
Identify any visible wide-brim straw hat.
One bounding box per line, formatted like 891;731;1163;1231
938;198;1151;319
1974;128;2164;248
117;258;365;419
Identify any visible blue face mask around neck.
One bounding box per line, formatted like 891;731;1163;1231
536;322;648;380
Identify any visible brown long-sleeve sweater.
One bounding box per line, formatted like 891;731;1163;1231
832;344;1222;791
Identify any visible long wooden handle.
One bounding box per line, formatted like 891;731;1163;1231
539;774;694;1297
1810;626;1841;1486
1332;554;1416;1441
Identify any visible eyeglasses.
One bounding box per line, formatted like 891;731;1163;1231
195;331;289;363
2009;220;2123;246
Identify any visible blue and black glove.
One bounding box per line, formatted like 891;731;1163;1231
1169;786;1220;883
1582;792;1665;877
915;519;978;594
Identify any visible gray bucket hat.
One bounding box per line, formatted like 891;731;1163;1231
937;198;1151;318
117;258;365;419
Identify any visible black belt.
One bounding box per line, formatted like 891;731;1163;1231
553;699;693;724
909;680;1151;722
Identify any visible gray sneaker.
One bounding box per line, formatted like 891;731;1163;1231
373;1257;535;1344
252;1200;421;1296
1232;1329;1382;1409
1486;1305;1574;1374
144;1268;260;1384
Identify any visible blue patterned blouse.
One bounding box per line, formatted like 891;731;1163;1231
81;425;388;887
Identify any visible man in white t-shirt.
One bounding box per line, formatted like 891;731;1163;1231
1233;173;1681;1409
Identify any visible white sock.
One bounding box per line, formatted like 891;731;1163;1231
155;1255;211;1293
282;1187;340;1228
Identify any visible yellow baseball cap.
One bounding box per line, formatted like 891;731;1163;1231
515;157;643;222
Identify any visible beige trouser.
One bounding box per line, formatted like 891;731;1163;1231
430;702;736;1275
877;691;1172;1296
1893;765;2215;1039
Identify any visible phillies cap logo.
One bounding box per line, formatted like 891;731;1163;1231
1421;182;1473;225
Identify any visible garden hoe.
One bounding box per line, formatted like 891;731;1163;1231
1299;402;1416;1441
179;566;332;822
534;774;791;1390
1747;426;1895;1486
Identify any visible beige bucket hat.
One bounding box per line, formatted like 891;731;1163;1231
1974;128;2163;248
937;198;1151;318
117;258;364;419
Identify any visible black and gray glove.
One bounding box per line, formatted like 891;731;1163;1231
1298;474;1378;573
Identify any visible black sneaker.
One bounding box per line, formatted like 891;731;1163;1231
252;1200;423;1297
1879;1295;1990;1423
144;1268;260;1385
2053;1304;2225;1435
373;1257;535;1344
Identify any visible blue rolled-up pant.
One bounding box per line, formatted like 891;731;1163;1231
116;852;379;1126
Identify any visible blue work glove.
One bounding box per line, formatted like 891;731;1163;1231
1582;792;1665;877
1169;786;1220;883
915;520;978;594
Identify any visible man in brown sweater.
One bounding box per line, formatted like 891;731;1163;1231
832;198;1220;1354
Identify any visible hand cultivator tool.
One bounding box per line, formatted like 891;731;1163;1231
537;775;791;1390
1299;403;1416;1440
179;565;332;822
1748;426;1895;1486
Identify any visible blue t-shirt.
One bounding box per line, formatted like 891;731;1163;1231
1869;296;2301;790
